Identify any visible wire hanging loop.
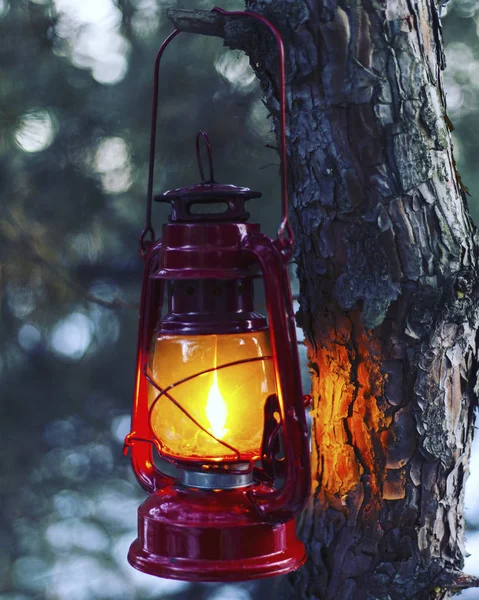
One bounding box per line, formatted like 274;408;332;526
211;7;292;250
196;130;215;183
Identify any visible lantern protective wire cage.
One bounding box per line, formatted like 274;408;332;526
123;6;311;582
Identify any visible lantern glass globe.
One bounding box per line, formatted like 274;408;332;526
148;331;276;462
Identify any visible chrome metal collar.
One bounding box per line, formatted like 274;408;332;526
180;463;253;489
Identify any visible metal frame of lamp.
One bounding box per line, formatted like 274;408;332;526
123;7;311;582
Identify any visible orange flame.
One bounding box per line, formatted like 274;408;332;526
205;370;228;439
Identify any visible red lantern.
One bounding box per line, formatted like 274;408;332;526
123;7;311;582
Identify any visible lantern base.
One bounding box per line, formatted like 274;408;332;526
128;483;306;582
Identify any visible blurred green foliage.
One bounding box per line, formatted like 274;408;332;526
443;0;479;221
0;0;477;598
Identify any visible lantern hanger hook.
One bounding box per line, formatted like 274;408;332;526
141;8;292;258
212;7;292;249
196;130;215;183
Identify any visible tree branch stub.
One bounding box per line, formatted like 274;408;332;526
166;9;226;38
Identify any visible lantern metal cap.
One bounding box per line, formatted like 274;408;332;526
156;182;262;202
155;183;262;223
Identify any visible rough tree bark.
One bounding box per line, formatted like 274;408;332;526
168;2;479;599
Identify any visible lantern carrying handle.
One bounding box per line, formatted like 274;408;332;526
140;8;292;258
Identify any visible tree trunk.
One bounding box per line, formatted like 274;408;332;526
169;1;479;598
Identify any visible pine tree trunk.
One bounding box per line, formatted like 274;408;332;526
169;1;479;598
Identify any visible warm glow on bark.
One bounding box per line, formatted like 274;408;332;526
310;313;390;502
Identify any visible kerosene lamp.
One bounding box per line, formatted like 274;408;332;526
124;7;311;581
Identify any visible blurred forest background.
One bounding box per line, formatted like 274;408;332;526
1;0;478;599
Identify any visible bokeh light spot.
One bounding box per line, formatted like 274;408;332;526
209;585;252;600
111;414;131;444
92;52;129;85
48;556;132;600
95;137;132;194
54;0;121;26
215;52;256;92
60;450;91;481
248;100;274;140
130;0;161;37
465;434;479;527
45;519;109;552
15;110;56;153
6;285;36;319
71;231;103;263
44;416;92;448
50;312;93;360
87;443;114;475
0;0;10;17
53;0;129;86
53;490;94;519
18;323;41;352
94;486;139;529
464;532;479;579
13;556;50;591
